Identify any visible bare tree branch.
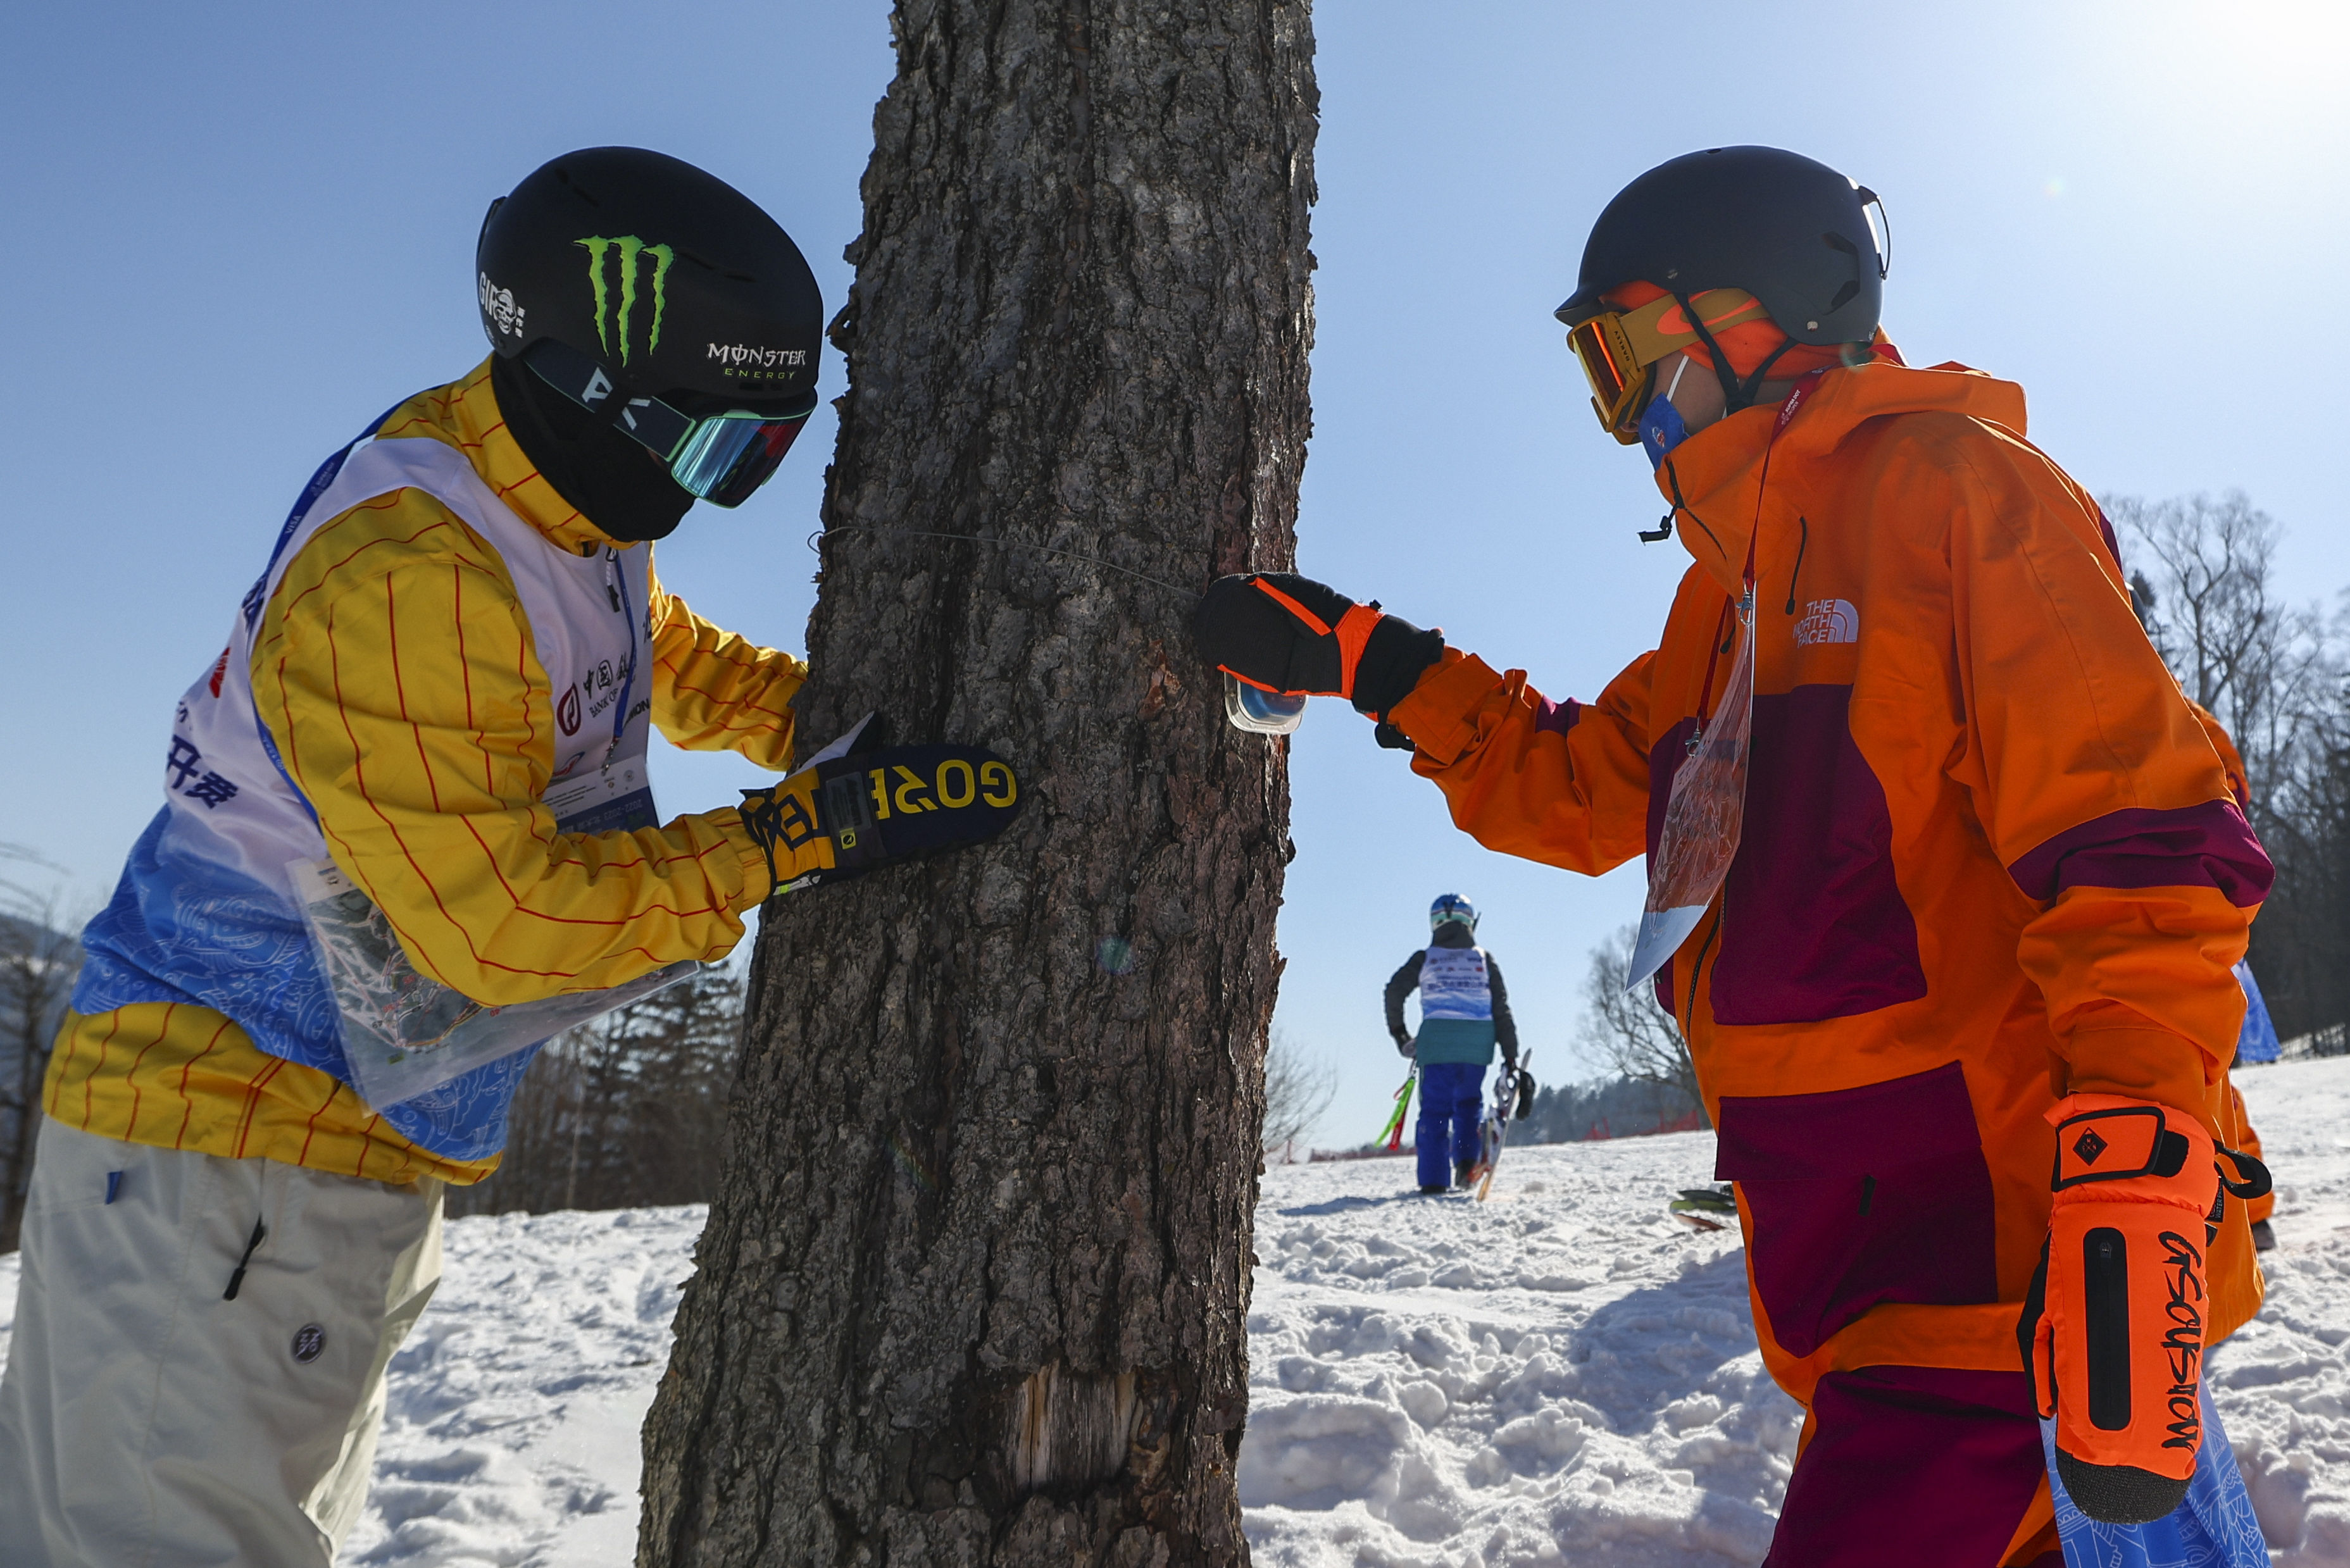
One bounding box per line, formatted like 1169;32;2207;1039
1574;925;1703;1121
1;881;84;1251
2108;490;2328;806
1260;1030;1335;1160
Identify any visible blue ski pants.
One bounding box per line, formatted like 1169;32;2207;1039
1416;1061;1484;1188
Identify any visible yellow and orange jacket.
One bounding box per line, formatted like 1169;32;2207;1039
46;359;801;1185
1387;357;2270;1406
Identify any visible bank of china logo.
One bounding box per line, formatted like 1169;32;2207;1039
575;235;674;366
1795;598;1859;647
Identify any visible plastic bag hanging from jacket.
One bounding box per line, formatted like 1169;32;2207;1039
1627;592;1755;993
290;856;696;1112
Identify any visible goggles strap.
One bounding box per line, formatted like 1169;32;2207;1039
1670;294;1804;416
522;340;692;462
1672;292;1749;416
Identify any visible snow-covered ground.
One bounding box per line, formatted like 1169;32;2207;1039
2;1057;2344;1565
1242;1057;2350;1568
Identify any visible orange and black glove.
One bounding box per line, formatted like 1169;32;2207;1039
1192;573;1444;721
2017;1093;2266;1524
738;743;1023;895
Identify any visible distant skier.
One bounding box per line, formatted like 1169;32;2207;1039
1386;894;1520;1193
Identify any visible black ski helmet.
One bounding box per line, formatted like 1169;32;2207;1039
475;147;823;409
1555;146;1887;348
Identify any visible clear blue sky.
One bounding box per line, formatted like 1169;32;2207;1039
5;1;2345;1151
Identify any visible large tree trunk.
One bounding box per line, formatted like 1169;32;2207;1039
636;3;1315;1564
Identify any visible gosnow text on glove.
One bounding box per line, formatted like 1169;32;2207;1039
739;743;1022;893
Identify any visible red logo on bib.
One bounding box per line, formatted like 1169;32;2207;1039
557;686;582;736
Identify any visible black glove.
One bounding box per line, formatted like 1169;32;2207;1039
1392;1029;1415;1059
1192;573;1444;718
739;742;1023;893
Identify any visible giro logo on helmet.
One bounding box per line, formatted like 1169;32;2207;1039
575;235;675;366
477;272;526;339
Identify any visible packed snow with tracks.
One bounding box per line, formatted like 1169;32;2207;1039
3;1057;2345;1564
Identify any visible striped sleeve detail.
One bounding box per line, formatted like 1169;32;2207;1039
646;571;804;767
2006;800;2273;907
254;483;761;1009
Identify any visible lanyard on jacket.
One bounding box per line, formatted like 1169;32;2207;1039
599;547;642;773
1689;373;1825;739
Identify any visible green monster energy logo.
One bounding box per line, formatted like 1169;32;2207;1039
575;235;674;365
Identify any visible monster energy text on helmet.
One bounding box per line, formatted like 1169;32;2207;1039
475;147;823;413
1555;146;1888;412
1430;894;1478;932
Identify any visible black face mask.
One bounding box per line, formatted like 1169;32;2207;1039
1432;923;1477;948
489;354;696;544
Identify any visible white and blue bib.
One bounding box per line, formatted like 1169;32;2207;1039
73;430;656;1160
1420;943;1494;1021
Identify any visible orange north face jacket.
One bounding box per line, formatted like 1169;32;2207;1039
1387;358;2270;1410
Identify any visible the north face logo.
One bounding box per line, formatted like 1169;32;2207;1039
2073;1128;2109;1166
1795;598;1859;647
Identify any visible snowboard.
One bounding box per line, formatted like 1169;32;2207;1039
1471;1054;1534;1202
1670;1185;1737;1231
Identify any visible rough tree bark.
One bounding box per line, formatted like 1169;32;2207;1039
637;3;1316;1564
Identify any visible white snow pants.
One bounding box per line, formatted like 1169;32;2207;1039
0;1120;442;1567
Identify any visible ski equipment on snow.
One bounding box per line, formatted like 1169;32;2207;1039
1379;1067;1418;1152
1473;1050;1530;1201
1671;1185;1737;1231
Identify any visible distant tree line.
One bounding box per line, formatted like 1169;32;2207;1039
1522;1073;1703;1145
444;964;746;1217
2115;490;2350;1053
0;849;82;1252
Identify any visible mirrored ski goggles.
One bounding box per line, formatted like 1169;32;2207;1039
1559;287;1773;441
525;339;818;507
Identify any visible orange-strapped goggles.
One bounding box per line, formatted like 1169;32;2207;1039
1565;288;1775;442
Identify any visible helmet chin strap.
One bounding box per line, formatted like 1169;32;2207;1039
1672;292;1801;415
